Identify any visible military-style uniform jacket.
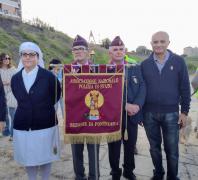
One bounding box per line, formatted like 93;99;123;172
108;62;146;124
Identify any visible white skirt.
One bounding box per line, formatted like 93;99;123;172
13;126;60;166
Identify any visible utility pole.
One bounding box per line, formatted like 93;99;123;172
89;30;96;63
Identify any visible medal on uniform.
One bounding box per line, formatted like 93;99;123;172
170;65;174;70
132;76;138;84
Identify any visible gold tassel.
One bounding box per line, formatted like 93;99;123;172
124;129;128;140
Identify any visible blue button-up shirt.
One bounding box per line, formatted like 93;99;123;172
153;51;170;73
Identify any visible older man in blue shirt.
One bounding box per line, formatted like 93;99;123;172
141;31;191;180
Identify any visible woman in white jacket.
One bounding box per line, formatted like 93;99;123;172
0;53;17;140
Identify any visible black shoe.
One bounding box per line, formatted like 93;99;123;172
151;169;165;180
110;168;122;180
75;178;87;180
150;175;164;180
134;146;138;155
112;175;121;180
166;175;180;180
123;171;136;180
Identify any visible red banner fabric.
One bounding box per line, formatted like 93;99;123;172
63;65;124;144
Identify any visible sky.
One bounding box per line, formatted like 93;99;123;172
22;0;198;54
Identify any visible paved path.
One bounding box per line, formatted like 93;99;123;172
0;98;198;180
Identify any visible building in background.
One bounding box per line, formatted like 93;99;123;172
0;0;21;20
184;46;198;57
136;45;152;56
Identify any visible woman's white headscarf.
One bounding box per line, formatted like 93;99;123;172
17;42;45;71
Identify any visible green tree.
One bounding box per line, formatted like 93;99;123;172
101;38;111;49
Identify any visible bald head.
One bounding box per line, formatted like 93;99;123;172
151;31;170;56
152;31;170;42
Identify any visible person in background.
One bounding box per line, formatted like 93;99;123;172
11;42;61;180
141;31;191;180
0;75;6;137
0;53;17;140
191;67;198;134
48;59;63;83
124;54;137;64
48;59;64;118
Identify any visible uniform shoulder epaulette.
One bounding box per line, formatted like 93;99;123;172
131;63;137;66
126;63;137;67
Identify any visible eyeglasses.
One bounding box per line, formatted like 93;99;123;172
112;47;125;52
72;47;87;52
21;52;38;58
3;57;11;60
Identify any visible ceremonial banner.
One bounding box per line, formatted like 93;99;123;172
63;65;124;144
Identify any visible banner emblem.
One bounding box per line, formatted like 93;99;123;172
85;90;104;121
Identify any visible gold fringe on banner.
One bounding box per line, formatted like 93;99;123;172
64;131;121;144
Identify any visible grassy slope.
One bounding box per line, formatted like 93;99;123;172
0;17;109;65
0;17;197;70
185;57;198;73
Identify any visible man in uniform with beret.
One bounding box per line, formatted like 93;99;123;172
70;35;100;180
107;36;146;180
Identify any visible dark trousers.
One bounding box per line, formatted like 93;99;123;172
71;144;100;180
108;117;138;179
143;112;180;180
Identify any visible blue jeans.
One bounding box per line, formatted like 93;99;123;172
3;107;16;137
71;144;100;180
143;112;180;180
8;107;16;137
3;107;9;136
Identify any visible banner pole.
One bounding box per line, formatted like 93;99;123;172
124;65;128;140
53;70;58;155
94;143;99;180
93;65;98;180
95;64;99;180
